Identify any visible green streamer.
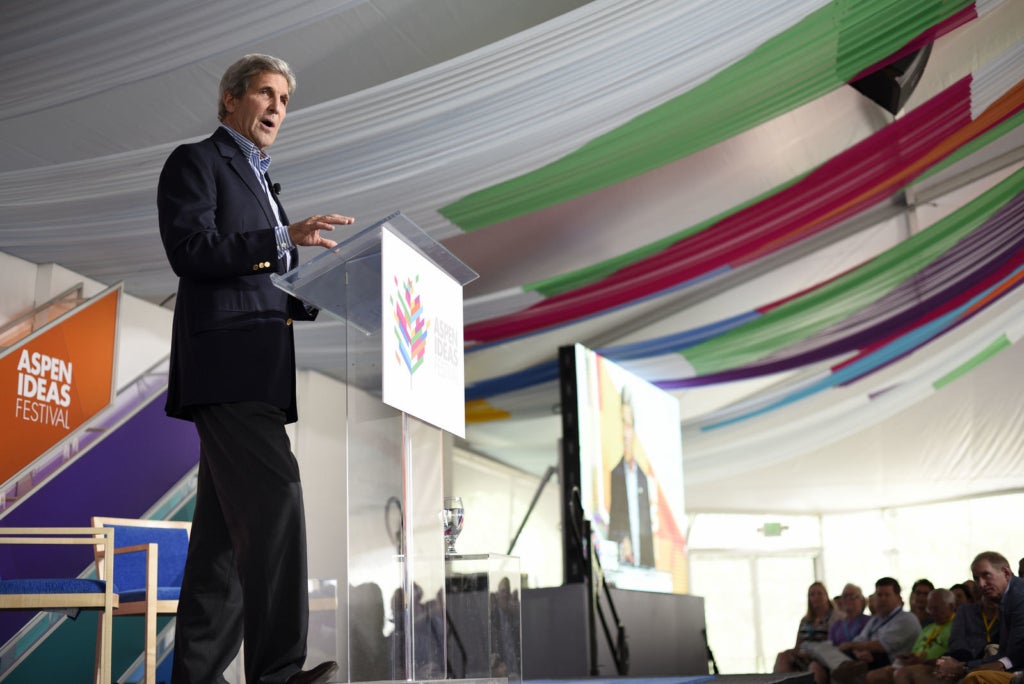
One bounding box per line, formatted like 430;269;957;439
682;164;1024;375
933;334;1011;389
439;0;971;232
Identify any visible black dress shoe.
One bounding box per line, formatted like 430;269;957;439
286;660;339;684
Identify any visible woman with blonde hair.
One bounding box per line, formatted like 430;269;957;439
774;581;839;673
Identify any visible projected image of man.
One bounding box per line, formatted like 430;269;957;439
608;387;655;567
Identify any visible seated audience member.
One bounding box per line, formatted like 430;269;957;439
890;586;1002;684
804;585;873;684
775;581;839;673
934;552;1024;684
964;580;982;603
912;580;937;627
948;587;1002;664
805;577;921;684
864;589;956;684
951;583;973;609
1018;557;1024;580
831;585;873;647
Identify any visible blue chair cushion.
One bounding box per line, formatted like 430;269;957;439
0;578;108;594
105;524;188;592
116;586;181;602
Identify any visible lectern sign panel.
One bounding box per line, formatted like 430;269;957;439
381;226;466;437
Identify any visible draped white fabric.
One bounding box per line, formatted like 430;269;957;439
2;0;356;120
4;0;1024;515
0;0;593;169
682;286;1024;512
0;0;831;300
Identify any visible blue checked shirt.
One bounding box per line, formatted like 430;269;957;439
220;124;293;268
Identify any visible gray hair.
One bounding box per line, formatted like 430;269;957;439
930;588;956;608
218;54;296;121
973;551;1012;574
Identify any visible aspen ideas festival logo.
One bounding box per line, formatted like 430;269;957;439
391;275;429;377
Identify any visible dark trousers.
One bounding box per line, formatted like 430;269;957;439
171;402;309;684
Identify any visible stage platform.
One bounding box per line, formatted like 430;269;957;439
713;674;815;684
525;672;812;684
526;678;714;684
522;586;708;678
355;673;811;684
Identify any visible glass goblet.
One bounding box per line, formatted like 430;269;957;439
442;496;464;555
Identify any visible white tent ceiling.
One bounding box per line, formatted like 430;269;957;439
3;0;1024;515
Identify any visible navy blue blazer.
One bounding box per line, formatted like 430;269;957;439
969;575;1024;669
995;575;1024;668
157;127;315;423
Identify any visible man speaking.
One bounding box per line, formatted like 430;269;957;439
158;53;352;684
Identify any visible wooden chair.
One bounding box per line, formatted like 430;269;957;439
92;517;191;684
0;526;117;683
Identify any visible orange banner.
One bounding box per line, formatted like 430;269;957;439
1;286;119;485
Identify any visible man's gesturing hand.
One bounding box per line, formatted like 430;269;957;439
288;214;354;249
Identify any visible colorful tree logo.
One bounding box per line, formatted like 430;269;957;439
391;275;429;376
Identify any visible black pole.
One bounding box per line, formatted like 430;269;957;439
507;465;557;555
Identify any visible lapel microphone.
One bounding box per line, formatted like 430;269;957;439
272;182;282;194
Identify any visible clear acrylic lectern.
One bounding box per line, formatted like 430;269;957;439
273;212;480;683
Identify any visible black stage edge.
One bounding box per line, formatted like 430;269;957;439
523;673;813;684
523;585;707;678
716;673;815;684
